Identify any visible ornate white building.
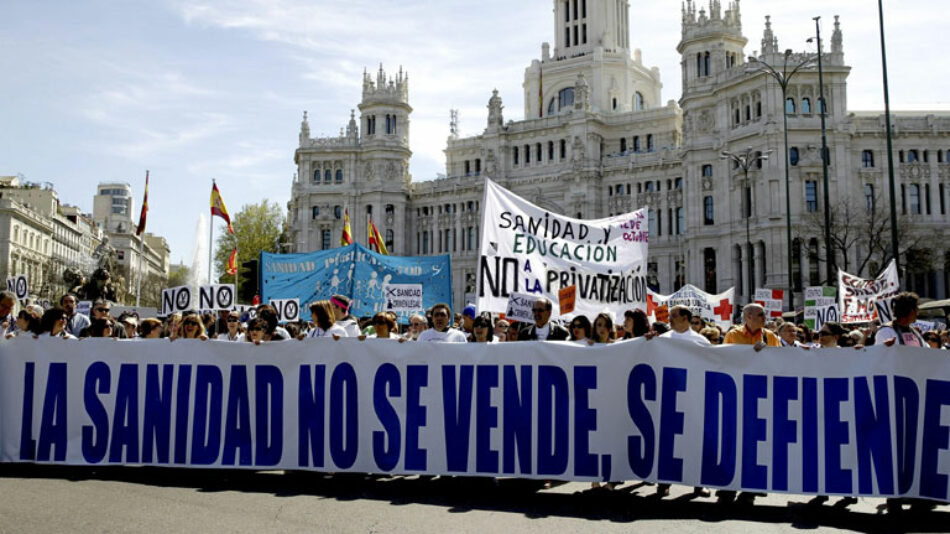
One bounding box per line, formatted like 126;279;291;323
288;0;950;311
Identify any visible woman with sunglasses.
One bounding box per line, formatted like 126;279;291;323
87;318;116;338
178;313;209;340
217;311;245;342
814;321;847;348
34;307;76;339
366;312;398;339
568;316;592;345
245;317;266;345
468;316;495;343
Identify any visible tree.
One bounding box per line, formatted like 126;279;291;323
213;200;284;302
795;192;925;284
166;264;190;289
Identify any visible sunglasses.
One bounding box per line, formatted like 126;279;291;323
103;323;114;328
571;324;584;329
227;317;240;322
248;326;263;332
96;307;111;313
184;321;199;326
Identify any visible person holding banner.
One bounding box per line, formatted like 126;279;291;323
61;293;89;338
518;297;569;341
330;295;361;338
622;309;651;339
307;300;348;339
34;307;76;339
414;303;467;343
876;292;926;347
245;318;266;344
568;315;592;345
493;319;510;342
814;322;847;349
404;313;427;341
217;311;245;342
776;322;805;348
256;305;290;341
658;306;710;345
367;312;398;339
0;290;18;336
588;313;615;345
177;312;209;340
723;304;780;350
138;318;164;339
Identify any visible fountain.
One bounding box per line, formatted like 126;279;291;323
189;213;209;297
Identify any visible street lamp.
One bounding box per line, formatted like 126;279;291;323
746;49;815;315
721;148;773;304
813;17;835;286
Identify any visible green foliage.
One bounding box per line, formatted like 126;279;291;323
213;200;284;301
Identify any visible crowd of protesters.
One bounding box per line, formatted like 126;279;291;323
2;290;947;351
2;289;945;511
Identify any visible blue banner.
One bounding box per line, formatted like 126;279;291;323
261;244;452;322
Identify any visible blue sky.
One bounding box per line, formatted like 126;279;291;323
1;0;946;273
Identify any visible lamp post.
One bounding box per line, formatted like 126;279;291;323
747;50;815;316
814;17;835;286
721;148;773;304
877;0;900;273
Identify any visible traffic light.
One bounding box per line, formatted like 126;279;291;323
240;259;259;303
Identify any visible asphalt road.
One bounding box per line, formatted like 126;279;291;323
0;465;946;533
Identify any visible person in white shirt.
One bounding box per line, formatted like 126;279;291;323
658;306;711;345
330;294;362;338
404;313;428;341
217;311;245;342
876;292;926;347
414;303;467;343
307;300;348;339
366;312;398;339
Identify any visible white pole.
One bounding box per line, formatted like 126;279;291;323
209;180;215;287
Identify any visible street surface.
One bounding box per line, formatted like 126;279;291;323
0;465;946;533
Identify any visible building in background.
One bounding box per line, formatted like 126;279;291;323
288;0;950;310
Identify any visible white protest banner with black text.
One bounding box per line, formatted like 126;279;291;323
839;260;900;323
3;337;950;502
478;179;648;320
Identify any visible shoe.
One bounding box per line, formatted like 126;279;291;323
716;490;736;504
736;492;757;506
656;484;670;497
692;487;711;497
839;496;858;506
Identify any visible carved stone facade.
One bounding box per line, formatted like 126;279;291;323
289;0;950;310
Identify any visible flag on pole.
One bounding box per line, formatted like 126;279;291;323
135;170;149;236
226;248;238;276
341;208;353;246
367;217;389;255
210;182;234;234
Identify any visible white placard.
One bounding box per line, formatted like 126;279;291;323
382;284;423;313
161;286;192;316
269;298;300;323
198;284;236;311
839;260;900;323
6;275;28;300
504;292;540;323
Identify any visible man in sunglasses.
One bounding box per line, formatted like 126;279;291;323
78;299;127;338
723;303;780;351
518;297;569;341
415;303;467;343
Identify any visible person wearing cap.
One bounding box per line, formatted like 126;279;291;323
330;294;361;337
461;304;477;335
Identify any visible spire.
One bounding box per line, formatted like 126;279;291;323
487;89;504;131
449;109;459;139
346;109;358;139
299;110;310;145
761;15;777;55
831;15;843;56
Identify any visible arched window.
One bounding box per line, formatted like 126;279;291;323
702;164;713;177
696;53;703;77
324;170;332;183
703;196;714;225
676;207;684;235
548;98;557;116
646;134;654;152
635;92;645;111
385;204;395;216
612;97;618;110
548;141;555;160
785;98;796;114
755;151;763;169
536;143;542;162
789;147;800;166
703;52;711;76
862;150;874;168
557;87;575;112
620;138;627;153
633;136;640;152
745;105;751;121
801;97;812;114
910;184;921;214
312;206;320;219
513;146;519;165
524;144;531;164
391;116;397;135
756;102;762;118
335;170;343;183
560;139;567;159
734;109;740;126
908;149;920;163
385;115;391;134
385;229;394;250
334;205;342;219
313;170;320;183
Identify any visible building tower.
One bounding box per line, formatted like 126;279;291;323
523;0;663;118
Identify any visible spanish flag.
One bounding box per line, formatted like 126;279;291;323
135;170;149;236
341;208;353;246
226;248;238;276
210;181;234;234
368;217;388;255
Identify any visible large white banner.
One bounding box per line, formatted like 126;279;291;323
4;337;950;501
477;179;648;319
648;285;736;329
839;260;900;323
